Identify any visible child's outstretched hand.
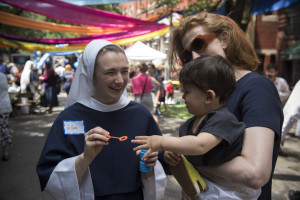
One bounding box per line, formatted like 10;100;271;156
132;135;162;160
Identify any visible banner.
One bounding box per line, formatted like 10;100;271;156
0;26;170;52
0;0;165;29
0;11;124;35
0;24;167;44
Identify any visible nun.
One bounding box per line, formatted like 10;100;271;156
36;40;167;200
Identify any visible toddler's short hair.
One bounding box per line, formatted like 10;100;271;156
179;54;236;104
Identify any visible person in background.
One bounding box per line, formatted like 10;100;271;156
281;80;300;144
266;63;290;104
133;55;261;199
266;63;291;157
131;63;159;123
53;58;65;95
19;60;35;114
147;64;162;118
0;59;9;74
14;64;23;87
36;40;166;199
39;62;58;114
7;63;19;82
168;12;283;200
5;62;16;82
29;67;39;94
281;80;300;200
129;64;137;79
61;64;73;95
127;64;138;98
0;72;12;161
53;57;65;78
158;70;168;114
165;80;174;104
20;60;34;93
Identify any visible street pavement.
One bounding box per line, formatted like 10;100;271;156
0;90;299;200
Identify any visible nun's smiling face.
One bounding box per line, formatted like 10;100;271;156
93;51;129;105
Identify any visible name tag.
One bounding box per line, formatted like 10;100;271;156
63;120;85;135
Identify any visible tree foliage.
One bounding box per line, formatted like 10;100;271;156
88;4;121;14
183;0;223;16
155;0;181;10
224;0;253;32
184;0;253;32
151;0;252;32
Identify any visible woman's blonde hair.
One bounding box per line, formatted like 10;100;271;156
171;12;260;71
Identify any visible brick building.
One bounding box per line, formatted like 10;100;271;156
255;5;300;86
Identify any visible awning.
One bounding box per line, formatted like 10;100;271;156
281;40;300;60
124;41;167;61
251;0;300;15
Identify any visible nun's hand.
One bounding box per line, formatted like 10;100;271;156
83;126;110;163
145;151;158;168
136;150;158;178
136;150;158;168
164;151;181;166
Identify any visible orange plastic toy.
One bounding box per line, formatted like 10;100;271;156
108;135;128;141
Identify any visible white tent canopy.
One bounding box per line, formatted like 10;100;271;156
124;41;167;61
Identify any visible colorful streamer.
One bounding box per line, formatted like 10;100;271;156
0;26;170;52
0;37;87;52
113;26;170;46
0;0;173;53
0;11;124;35
0;0;165;29
0;24;167;44
145;10;170;22
61;0;142;6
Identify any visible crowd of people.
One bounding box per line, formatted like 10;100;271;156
0;57;75;161
1;57;75;114
0;10;299;200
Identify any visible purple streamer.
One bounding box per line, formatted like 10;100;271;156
0;25;166;44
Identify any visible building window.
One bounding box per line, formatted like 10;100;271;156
262;12;278;22
286;5;300;35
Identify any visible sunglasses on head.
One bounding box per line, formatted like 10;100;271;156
179;33;217;65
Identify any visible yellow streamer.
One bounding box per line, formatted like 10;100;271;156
113;26;170;45
0;37;86;52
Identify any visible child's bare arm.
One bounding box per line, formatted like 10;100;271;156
132;133;222;159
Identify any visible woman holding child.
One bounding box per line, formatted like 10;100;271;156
167;12;283;200
133;12;282;199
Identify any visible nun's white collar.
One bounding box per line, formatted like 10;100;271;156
78;95;131;112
